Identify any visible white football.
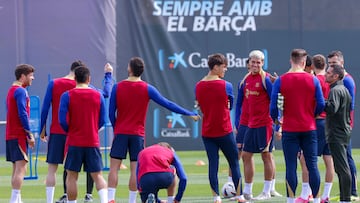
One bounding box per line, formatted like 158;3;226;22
221;181;236;198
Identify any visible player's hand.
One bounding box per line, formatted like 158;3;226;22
233;128;238;134
275;131;282;141
40;128;47;142
269;72;279;83
27;133;35;149
277;93;284;111
104;63;113;73
191;115;201;121
173;200;180;203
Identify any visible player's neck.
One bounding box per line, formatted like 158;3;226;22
203;72;221;81
76;83;89;88
288;65;305;73
64;72;75;79
127;76;141;81
314;69;325;75
12;81;23;86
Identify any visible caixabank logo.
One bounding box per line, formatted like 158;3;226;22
158;49;268;70
153;108;199;139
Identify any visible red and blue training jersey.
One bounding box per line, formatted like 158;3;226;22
40;73;112;136
243;74;273;128
136;144;187;201
59;88;106;147
235;81;249;129
270;72;325;132
40;78;75;135
195;80;233;137
316;74;330;119
109;80;196;137
6;85;31;140
343;72;356;127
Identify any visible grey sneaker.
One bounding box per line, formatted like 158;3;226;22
146;193;155;203
243;193;253;201
55;194;67;203
84;194;93;202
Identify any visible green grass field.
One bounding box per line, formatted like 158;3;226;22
1;149;360;203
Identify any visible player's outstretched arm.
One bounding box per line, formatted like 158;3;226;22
148;84;197;116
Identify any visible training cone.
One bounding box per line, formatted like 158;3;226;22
195;160;206;166
120;163;127;169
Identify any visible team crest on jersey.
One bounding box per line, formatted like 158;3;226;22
255;82;260;88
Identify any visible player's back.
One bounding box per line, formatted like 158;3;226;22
114;80;150;136
195;80;232;137
280;72;317;132
67;88;102;147
51;78;76;133
137;145;174;179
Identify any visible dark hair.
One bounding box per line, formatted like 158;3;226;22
330;64;345;80
71;60;85;71
74;66;90;83
15;64;35;80
129;57;144;77
208;53;227;70
306;55;312;67
291;49;307;64
327;50;344;61
312;54;326;70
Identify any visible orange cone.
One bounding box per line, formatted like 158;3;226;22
195;160;206;166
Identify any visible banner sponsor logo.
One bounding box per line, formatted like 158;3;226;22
159;49;268;70
153;108;199;138
153;0;273;36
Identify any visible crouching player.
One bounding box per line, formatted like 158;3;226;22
137;142;186;203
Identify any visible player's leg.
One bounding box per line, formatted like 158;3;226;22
64;146;85;202
166;175;177;202
254;125;273;200
242;128;256;200
86;147;107;203
301;130;321;203
10;160;27;203
108;158;122;201
219;133;241;195
128;135;144;203
281;132;300;202
46;163;58;203
297;153;312;201
322;154;334;201
139;173;165;203
7;139;28;203
270;152;282;197
346;139;358;198
84;172;94;202
108;134;129;201
202;136;221;202
227;125;246;184
90;172;107;203
329;143;352;202
46;134;67;203
66;170;79;202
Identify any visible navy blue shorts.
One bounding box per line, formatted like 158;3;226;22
316;119;331;156
139;172;174;202
243;125;273;153
236;124;248;150
64;146;103;173
46;134;67;164
110;134;144;161
6;139;28;163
